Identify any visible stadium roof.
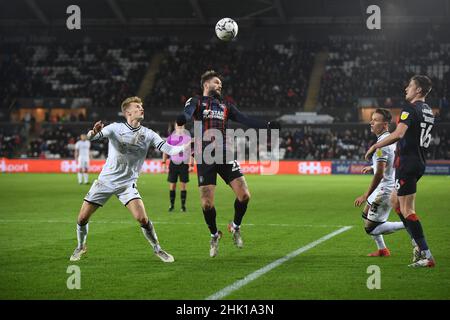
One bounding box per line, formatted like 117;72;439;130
1;0;449;27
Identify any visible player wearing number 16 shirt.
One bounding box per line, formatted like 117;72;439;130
365;75;435;268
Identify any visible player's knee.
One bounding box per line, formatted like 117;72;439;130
403;210;417;220
201;200;214;211
365;225;377;235
239;192;251;204
136;216;148;225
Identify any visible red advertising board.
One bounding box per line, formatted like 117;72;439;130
0;158;332;175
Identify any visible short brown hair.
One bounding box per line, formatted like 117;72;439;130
200;70;222;89
121;96;142;113
374;108;392;123
411;75;432;97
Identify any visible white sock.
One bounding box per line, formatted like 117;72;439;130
372;235;386;249
232;222;240;230
371;222;405;235
77;223;89;248
77;173;82;184
83;173;89;183
141;221;160;252
411;238;418;247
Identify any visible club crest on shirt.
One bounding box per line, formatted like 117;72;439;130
139;135;145;142
400;112;409;120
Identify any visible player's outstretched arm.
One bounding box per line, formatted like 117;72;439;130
230;105;281;130
151;131;190;157
160;141;191;156
365;123;408;160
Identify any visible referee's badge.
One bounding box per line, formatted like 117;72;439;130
400;112;409;120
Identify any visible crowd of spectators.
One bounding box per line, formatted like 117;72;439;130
2;39;449;121
19;124;450;161
2;38;450;161
148;42;317;110
27;125;77;159
280;126;450;160
319;39;450;121
0;129;25;158
0;39;160;111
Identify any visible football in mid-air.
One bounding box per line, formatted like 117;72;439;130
215;18;238;41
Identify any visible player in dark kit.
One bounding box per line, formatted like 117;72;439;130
366;75;436;268
184;70;280;257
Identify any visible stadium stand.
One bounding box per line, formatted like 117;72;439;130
318;39;450;122
0;40;160;111
148;42;317;110
1;38;449;160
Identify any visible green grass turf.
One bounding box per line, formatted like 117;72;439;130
0;173;449;299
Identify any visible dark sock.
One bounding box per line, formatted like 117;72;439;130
233;198;248;227
397;212;414;238
181;190;187;207
202;207;217;235
140;220;151;230
169;190;175;206
404;214;429;251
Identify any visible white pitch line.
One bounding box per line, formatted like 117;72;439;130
205;226;353;301
0;219;351;228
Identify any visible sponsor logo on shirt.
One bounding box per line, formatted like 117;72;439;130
203;109;225;120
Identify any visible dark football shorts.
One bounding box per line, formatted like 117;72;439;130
196;160;243;186
168;162;189;183
395;159;425;196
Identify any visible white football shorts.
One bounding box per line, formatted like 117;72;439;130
84;179;142;207
366;188;393;223
78;158;90;170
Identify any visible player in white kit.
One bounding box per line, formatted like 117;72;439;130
354;109;405;257
69;96;189;263
74;134;91;184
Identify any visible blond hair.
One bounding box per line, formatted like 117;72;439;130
121;96;142;113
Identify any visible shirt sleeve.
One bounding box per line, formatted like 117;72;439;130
228;104;268;129
184;96;200;122
89;123;115;141
148;129;185;156
375;147;388;162
398;105;415;127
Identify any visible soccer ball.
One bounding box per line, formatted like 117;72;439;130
215;18;238;41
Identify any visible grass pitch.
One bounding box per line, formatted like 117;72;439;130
0;173;449;299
